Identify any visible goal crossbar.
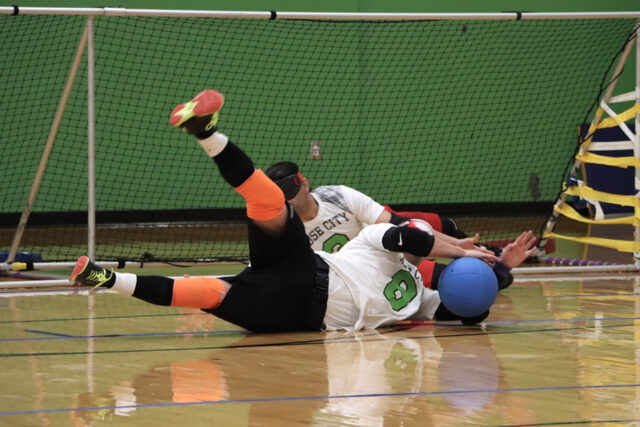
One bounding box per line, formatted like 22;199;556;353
1;7;640;20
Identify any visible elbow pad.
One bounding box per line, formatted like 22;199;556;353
382;225;434;256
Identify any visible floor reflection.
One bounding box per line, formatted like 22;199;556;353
69;325;507;425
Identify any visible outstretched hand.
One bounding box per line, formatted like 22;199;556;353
461;247;499;263
458;233;481;250
500;230;537;268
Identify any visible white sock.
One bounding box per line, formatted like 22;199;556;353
111;272;137;296
198;132;228;157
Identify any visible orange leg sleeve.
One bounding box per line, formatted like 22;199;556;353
171;276;227;309
235;169;286;221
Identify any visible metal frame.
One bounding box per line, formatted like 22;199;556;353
5;22;90;265
635;25;640;264
1;7;640;285
1;7;640;19
538;22;640;274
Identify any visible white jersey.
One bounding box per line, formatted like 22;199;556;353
318;223;441;331
304;185;385;253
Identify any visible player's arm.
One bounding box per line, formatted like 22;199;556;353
341;186;394;225
374;209;410;225
499;231;537;268
432;229;481;250
376;211;489;254
385;206;468;237
341;186;413;226
380;224;498;262
490;231;537;290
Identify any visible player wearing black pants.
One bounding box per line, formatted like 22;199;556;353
70;89;536;331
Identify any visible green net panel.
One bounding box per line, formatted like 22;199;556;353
0;15;637;262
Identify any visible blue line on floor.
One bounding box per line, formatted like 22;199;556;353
2;383;639;416
2;329;247;342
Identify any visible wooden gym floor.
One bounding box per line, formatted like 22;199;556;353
1;270;639;426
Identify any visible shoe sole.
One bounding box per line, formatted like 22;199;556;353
70;255;89;283
170;90;225;127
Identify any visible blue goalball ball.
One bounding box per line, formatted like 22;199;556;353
438;258;498;318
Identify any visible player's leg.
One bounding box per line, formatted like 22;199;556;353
70;256;229;309
171;89;287;235
171;89;311;268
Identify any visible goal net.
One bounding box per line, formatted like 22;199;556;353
0;12;638;263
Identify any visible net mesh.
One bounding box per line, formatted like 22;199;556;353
0;15;637;262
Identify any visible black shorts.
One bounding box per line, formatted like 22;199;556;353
206;204;328;332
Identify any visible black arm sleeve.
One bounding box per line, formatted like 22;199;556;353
382;225;434;257
493;261;514;290
388;212;410;225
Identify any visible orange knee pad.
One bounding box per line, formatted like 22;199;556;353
171;276;227;309
235;169;285;221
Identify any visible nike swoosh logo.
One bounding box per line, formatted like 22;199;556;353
398;232;403;247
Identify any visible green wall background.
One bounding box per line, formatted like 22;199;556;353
1;1;638;262
11;1;638;92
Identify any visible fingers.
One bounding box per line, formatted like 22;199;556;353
467;249;499;262
512;231;536;251
525;235;537;250
478;246;495;255
484;254;500;263
515;230;532;246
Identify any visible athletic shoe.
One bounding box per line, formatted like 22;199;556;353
170;89;225;135
70;256;115;289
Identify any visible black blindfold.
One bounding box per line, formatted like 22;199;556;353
274;172;304;199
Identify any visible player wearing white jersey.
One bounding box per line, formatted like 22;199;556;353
302;185;384;252
265;161;493;291
70;89;536;332
319;223;442;330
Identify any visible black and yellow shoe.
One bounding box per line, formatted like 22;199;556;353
70;256;115;289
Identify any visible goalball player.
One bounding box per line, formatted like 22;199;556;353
265;162;503;291
70;89;536;332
